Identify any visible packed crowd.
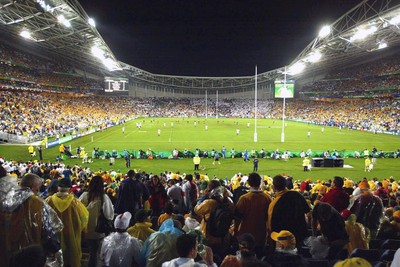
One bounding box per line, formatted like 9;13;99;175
301;57;400;96
1;88;399;143
0;89;139;139
271;98;400;132
0;43;102;91
1;157;400;267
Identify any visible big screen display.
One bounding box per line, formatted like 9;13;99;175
274;80;294;98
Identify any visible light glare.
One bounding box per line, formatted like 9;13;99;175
103;58;120;71
20;30;31;39
288;62;305;75
88;18;96;27
91;46;105;59
390;15;400;25
350;26;377;42
307;51;322;63
58;15;71;27
319;25;331;38
378;42;387;49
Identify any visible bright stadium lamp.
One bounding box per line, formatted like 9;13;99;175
390;15;400;25
350;26;377;42
319;25;331;38
306;51;322;63
57;15;71;27
91;46;105;59
88;17;96;27
103;58;120;71
288;62;305;75
378;42;387;50
20;30;31;39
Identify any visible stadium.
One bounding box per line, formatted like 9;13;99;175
1;0;400;266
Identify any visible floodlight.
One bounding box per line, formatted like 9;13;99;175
20;30;31;39
378;42;387;49
103;58;119;71
307;51;322;63
88;17;96;27
288;62;305;75
390;15;400;25
350;26;377;42
57;15;71;27
91;46;105;59
319;25;331;38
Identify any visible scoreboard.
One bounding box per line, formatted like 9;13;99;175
104;77;128;92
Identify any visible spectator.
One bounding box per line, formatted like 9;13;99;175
115;170;150;225
146;175;168;218
350;179;384;238
167;179;186;214
221;233;261;267
162;233;217;267
333;257;372;267
374;182;389;207
194;185;235;258
311;202;349;259
320;176;350;213
269;230;306;266
79;175;114;267
235;172;272;255
344;214;370;254
182;174;199;213
100;212;143;267
0;174;63;267
141;218;185;267
46;178;89;267
158;202;176;227
0;165;18;201
268;174;311;250
128;209;155;242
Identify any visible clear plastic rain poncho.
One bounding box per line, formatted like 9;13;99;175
1;187;64;267
100;231;143;267
140;218;185;267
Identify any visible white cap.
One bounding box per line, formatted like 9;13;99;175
114;212;132;229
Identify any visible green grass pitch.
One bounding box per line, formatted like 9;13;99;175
1;118;399;182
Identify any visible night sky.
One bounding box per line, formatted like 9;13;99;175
79;0;362;77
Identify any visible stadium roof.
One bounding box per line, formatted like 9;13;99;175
1;0;400;90
0;0;121;74
290;0;400;78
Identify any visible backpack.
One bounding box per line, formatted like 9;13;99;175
206;201;234;237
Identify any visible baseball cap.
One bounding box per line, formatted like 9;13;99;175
333;257;372;267
271;230;296;249
114;212;132;229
